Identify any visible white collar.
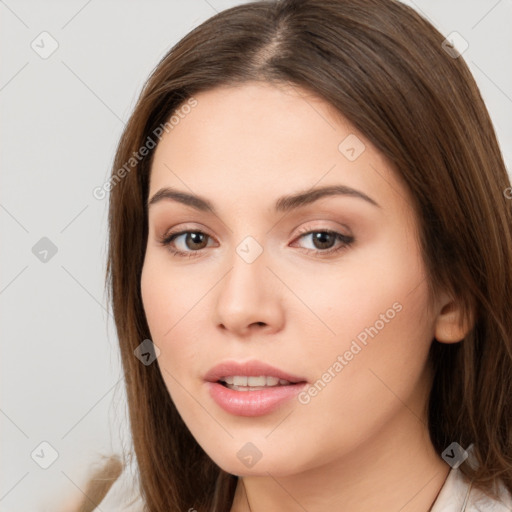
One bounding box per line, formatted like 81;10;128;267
431;466;512;511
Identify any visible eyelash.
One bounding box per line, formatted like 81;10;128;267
158;227;354;259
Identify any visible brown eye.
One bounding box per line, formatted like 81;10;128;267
310;231;337;250
183;232;209;250
160;230;214;257
293;229;354;256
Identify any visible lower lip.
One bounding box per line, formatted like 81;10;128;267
207;381;308;417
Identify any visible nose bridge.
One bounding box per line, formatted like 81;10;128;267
222;236;268;306
214;234;283;332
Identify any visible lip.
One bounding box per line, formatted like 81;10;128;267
204;360;308;417
204;360;307;384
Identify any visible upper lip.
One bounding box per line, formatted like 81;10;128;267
204;360;307;384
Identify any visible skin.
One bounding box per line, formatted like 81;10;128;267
140;81;471;511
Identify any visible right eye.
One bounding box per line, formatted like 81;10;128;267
159;230;216;258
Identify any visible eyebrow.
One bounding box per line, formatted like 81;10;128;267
147;184;380;213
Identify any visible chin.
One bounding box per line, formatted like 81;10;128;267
206;447;303;478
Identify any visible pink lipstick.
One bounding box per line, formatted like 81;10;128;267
204;360;308;417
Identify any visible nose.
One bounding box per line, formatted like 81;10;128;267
213;243;285;337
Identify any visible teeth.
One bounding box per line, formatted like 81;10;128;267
220;375;292;388
233;376;248;386
247;376;266;386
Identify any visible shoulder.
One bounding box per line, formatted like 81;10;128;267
431;465;512;512
92;454;145;512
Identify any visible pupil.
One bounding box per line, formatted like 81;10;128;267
187;232;207;250
313;232;335;250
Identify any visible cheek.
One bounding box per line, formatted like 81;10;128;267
140;253;211;376
285;292;434;474
292;232;434;421
141;251;201;339
292;222;430;351
140;262;171;341
141;258;212;440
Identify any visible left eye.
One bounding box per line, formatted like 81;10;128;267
294;230;354;252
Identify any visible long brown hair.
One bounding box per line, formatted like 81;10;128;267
87;0;512;510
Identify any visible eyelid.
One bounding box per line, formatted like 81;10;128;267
293;221;352;238
160;222;215;240
158;222;350;243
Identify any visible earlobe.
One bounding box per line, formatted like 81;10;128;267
434;295;475;343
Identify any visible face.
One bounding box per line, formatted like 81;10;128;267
140;81;437;477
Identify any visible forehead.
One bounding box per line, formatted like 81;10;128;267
148;81;410;218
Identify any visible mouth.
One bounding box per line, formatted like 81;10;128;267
204;359;307;386
204;360;308;416
217;375;302;391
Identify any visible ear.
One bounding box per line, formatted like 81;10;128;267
434;292;475;344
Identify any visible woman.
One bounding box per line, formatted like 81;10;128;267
77;0;512;510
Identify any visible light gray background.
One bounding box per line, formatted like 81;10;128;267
1;1;511;510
